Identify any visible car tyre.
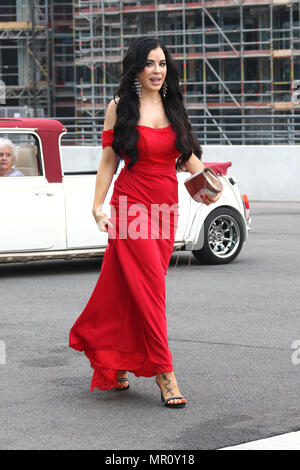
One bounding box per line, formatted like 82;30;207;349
192;207;244;264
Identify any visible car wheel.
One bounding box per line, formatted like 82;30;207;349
192;207;244;264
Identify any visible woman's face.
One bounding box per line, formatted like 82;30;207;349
0;145;14;175
137;47;167;93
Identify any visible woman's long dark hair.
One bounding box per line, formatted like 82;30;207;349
112;37;202;171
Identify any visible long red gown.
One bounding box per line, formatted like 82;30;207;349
69;125;180;390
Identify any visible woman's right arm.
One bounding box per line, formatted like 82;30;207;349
92;99;118;231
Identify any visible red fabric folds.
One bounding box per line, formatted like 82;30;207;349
101;128;114;149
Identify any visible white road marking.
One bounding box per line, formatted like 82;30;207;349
219;431;300;450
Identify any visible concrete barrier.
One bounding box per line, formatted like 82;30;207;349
202;146;300;201
61;146;102;174
61;145;300;201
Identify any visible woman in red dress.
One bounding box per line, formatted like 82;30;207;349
69;38;220;408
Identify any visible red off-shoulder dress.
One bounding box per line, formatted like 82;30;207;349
69;125;180;390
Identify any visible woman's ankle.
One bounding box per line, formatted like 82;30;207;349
156;371;174;380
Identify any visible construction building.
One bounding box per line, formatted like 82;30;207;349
0;0;299;144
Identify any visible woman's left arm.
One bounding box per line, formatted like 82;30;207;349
183;152;205;175
183;153;221;206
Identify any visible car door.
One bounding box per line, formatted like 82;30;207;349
175;171;194;241
62;147;122;249
63;173;119;249
0;132;65;253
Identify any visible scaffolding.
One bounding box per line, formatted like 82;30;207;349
72;0;300;144
0;1;300;144
50;1;75;116
0;1;76;117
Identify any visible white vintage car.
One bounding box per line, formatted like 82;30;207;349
0;118;250;265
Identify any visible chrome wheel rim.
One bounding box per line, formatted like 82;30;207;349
207;214;240;258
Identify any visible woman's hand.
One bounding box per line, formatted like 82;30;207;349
202;191;221;206
93;206;114;232
184;153;222;206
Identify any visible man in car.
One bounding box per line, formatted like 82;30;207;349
0;138;24;177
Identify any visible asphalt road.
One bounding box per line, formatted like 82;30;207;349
0;201;300;450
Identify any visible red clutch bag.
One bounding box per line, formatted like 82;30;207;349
184;167;223;202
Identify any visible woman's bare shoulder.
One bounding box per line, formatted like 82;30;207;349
103;98;119;130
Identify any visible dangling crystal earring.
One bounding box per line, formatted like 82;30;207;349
133;77;142;98
162;80;167;98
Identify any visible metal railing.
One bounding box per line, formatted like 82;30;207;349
56;113;300;146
